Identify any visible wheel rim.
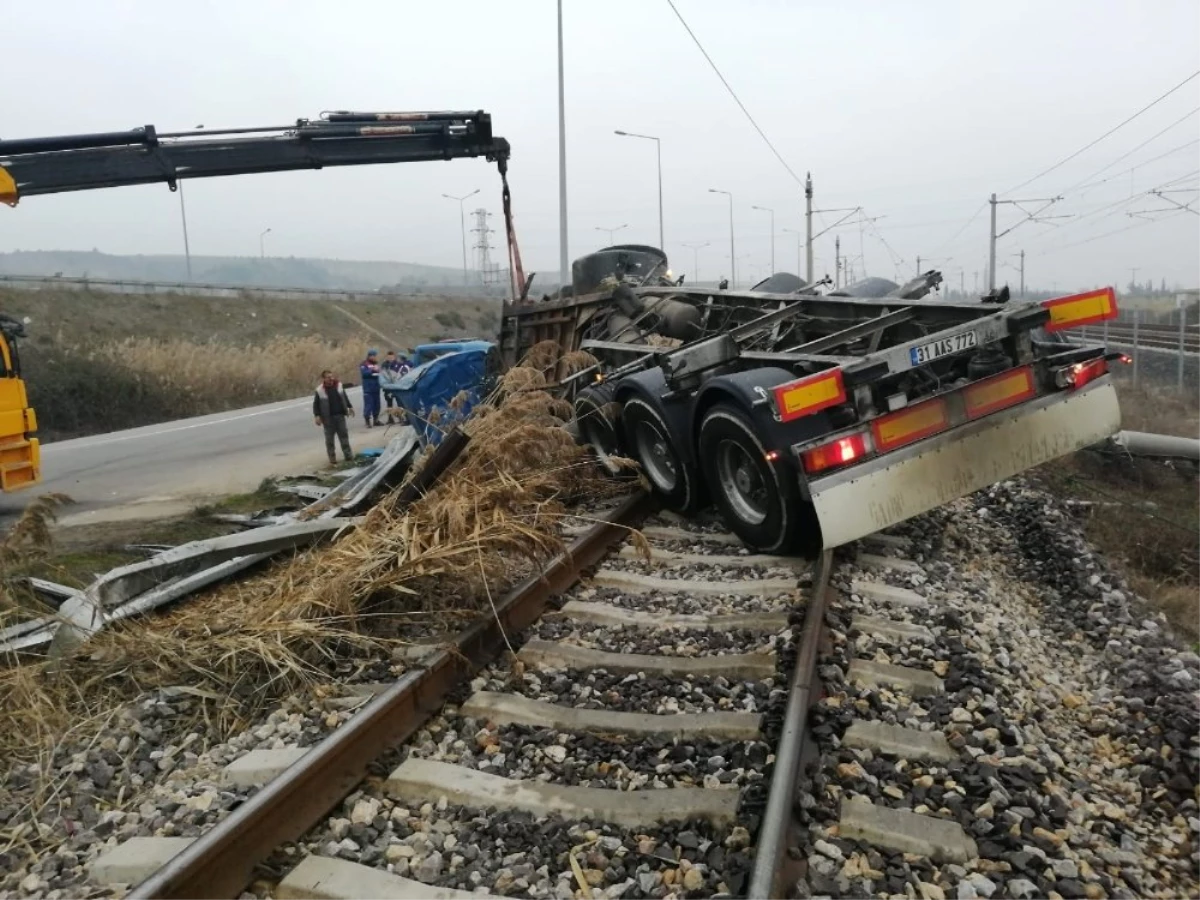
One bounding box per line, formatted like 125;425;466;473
716;438;768;525
633;417;679;492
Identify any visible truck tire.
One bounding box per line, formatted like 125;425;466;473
574;385;623;475
698;403;804;554
623;397;702;513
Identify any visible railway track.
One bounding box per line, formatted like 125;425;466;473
22;489;1199;900
1074;323;1200;354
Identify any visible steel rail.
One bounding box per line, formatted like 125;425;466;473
129;490;652;899
747;549;835;899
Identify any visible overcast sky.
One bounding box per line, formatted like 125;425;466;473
3;0;1198;291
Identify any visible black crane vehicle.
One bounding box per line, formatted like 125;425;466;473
502;249;1124;555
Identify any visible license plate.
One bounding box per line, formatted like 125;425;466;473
909;330;978;366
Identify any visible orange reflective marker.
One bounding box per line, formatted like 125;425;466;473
1042;287;1117;332
772;369;846;422
964;366;1036;418
871;398;949;451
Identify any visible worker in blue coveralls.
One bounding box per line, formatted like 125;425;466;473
359;349;383;427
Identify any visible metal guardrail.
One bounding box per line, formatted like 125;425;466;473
0;273;497;302
1075;309;1199;393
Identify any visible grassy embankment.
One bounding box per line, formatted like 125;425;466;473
1037;376;1198;641
0;287;499;442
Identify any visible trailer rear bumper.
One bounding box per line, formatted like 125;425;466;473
805;378;1121;548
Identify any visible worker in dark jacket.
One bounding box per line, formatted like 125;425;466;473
359;349;383;427
313;369;354;465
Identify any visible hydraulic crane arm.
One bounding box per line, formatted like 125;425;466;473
0;110;510;205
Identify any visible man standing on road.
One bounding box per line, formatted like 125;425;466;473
359;349;383;427
313;369;354;465
379;350;406;423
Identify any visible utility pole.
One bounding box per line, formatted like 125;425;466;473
177;182;192;282
709;188;735;288
1018;249;1025;298
804;172;814;284
835;236;841;289
556;0;569;291
974;271;979;294
960;271;965;297
988;191;1066;291
1128;267;1140;293
916;255;920;276
751;205;775;274
988;193;997;292
682;241;709;283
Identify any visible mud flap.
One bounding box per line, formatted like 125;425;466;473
807;380;1121;548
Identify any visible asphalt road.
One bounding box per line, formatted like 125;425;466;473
0;388;392;527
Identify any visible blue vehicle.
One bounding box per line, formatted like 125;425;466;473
410;339;490;367
393;341;500;447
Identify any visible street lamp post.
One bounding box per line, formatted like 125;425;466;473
681;241;709;284
614;130;663;250
595;224;628;246
443;189;480;286
782;227;803;277
708;189;735;289
557;0;569;290
751;205;775;274
259;227;271;259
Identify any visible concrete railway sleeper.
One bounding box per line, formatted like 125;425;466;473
25;490;1198;900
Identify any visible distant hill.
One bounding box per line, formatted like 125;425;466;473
0;250;506;294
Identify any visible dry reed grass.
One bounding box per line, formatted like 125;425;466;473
89;334;368;409
0;340;636;781
1112;380;1200;439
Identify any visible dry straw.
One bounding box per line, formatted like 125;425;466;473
0;341;637;782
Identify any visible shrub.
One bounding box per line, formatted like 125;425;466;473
25;335;366;441
433;310;467;331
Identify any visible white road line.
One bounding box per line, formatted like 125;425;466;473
40;400;311;453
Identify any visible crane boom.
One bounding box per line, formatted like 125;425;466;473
0;108;518;494
0;110;509;204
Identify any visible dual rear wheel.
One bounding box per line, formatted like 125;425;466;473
578;389;811;553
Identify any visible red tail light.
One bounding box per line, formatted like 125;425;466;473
1062;357;1109;391
801;433;869;474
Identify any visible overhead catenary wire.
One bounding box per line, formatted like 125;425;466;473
1060;106;1200;196
1031;208;1190;257
1002;69;1200;196
1070;138;1200;194
664;0;804;187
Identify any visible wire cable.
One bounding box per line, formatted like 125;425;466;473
928;201;989;256
664;0;804;186
1003;69;1200;196
1061;106;1200;196
1070;138;1200;194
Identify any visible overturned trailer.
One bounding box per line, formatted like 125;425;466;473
501;248;1124;554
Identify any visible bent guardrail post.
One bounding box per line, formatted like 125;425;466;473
312;428;421;518
47;517;362;657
